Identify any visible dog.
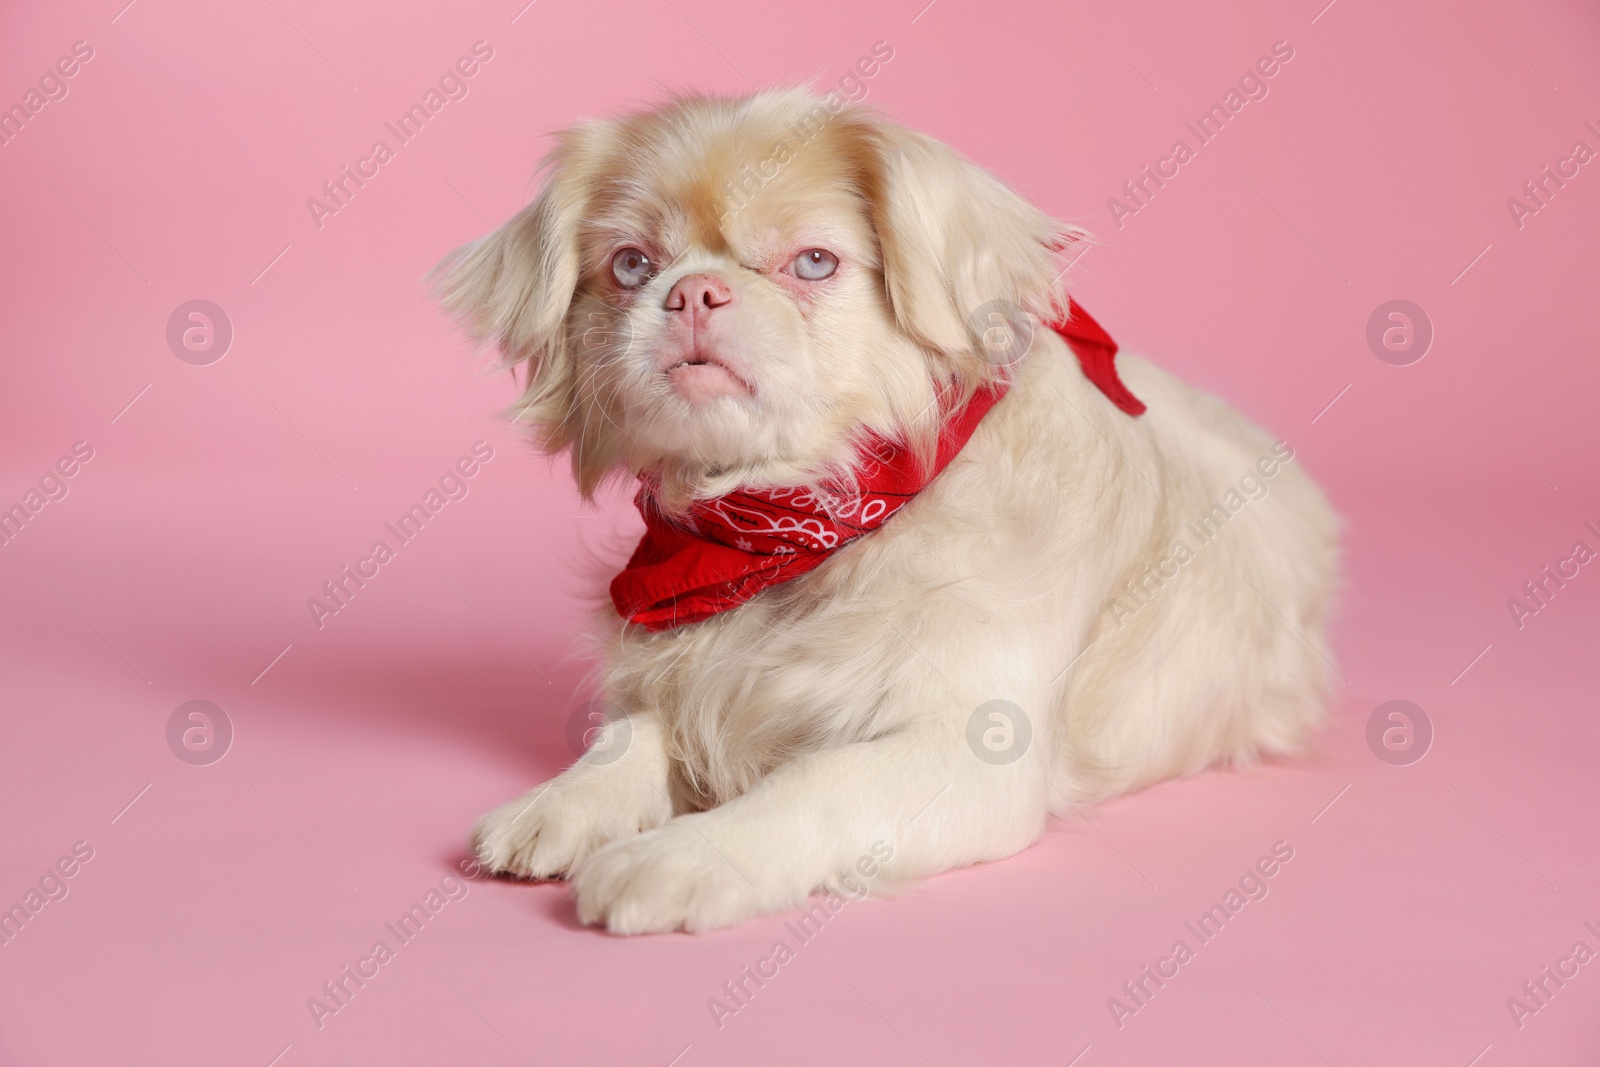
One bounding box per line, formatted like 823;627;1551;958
434;89;1337;934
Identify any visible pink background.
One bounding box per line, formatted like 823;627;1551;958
3;0;1598;1064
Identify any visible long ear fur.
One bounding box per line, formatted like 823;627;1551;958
848;115;1083;384
430;121;615;441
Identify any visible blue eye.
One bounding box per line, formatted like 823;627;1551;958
610;247;652;288
791;249;838;281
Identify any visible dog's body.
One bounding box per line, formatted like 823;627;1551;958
439;90;1336;933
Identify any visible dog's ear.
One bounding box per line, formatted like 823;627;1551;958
431;122;614;436
847;114;1081;375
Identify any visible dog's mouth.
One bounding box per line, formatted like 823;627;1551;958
663;353;755;402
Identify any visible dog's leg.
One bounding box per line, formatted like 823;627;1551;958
472;709;673;879
570;714;1049;933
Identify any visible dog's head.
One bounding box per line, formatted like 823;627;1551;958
434;90;1075;504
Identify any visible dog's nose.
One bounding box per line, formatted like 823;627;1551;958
664;273;733;312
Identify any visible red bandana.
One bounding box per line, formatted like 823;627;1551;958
610;299;1143;630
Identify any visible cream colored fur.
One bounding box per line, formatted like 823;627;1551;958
435;90;1337;934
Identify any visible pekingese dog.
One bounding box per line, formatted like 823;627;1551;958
435;90;1337;934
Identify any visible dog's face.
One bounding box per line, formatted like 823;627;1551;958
436;90;1073;501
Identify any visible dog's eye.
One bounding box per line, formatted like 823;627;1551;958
791;249;838;281
610;247;653;288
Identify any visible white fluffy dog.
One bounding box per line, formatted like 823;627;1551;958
435;90;1337;934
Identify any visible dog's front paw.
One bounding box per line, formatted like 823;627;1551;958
571;817;797;934
471;767;670;880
